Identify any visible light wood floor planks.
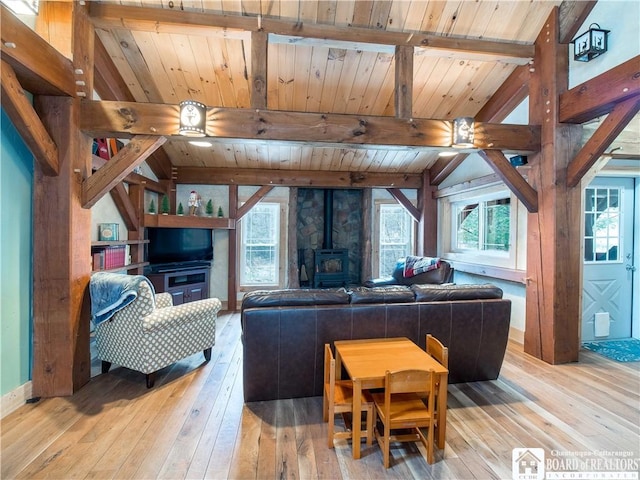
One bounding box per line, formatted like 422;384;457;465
2;312;639;479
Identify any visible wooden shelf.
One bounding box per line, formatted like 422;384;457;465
91;239;149;247
92;262;149;273
143;214;235;229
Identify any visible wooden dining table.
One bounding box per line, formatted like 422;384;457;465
334;337;449;459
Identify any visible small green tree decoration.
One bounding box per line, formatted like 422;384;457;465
177;202;184;215
217;206;224;217
161;195;170;214
205;199;214;216
148;199;156;214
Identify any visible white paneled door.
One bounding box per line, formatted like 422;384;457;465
582;177;636;342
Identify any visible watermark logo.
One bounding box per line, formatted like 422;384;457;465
513;448;545;480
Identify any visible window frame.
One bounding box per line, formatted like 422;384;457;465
441;187;521;270
238;201;287;290
373;201;417;277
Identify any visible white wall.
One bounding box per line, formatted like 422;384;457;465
569;0;640;88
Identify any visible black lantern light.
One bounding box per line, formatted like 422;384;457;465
452;117;475;148
571;23;610;62
179;100;207;137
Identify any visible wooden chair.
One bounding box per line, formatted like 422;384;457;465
426;334;449;369
426;334;448;437
371;369;437;467
323;344;374;449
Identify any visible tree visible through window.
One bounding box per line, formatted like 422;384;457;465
240;203;280;285
379;204;414;276
455;198;510;252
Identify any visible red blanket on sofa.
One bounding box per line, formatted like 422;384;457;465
403;256;441;278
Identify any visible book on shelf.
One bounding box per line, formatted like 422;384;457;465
92;245;126;270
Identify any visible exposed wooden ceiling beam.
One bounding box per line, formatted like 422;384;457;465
567;96;640;187
109;183;139;232
429;65;532;186
478;150;538;213
93;33;135;102
0;4;76;96
1;60;59;176
93;35;173;180
236;185;274;221
559;56;640;124
88;3;534;64
80;101;540;152
83;135;167;208
558;0;597;44
176;167;423;189
387;188;420;222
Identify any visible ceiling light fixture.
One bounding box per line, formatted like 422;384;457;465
189;140;213;147
179;100;207;137
571;23;610;62
438;151;458;158
452;117;474;148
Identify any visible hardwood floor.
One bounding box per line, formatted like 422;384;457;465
2;312;639;479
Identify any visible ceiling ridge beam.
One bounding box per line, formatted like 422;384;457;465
88;3;534;63
478;149;538;213
567;96;640;187
1;60;59;176
80;101;541;152
0;4;76;96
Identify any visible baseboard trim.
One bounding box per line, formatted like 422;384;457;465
1;381;33;419
509;326;524;345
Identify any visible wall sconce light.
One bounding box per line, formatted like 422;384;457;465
179;100;207;137
452;117;474;148
571;23;610;62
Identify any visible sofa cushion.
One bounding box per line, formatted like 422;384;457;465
241;288;350;309
411;283;503;302
349;286;414;304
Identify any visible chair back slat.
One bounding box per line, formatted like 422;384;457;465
426;334;449;368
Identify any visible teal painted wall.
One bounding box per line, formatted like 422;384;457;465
1;108;34;396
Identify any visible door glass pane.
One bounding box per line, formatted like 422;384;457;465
584;187;621;263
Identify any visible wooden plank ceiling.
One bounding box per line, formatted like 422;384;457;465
89;0;634;178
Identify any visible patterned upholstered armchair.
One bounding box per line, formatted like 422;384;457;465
94;277;221;388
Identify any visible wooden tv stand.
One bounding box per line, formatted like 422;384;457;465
147;266;210;305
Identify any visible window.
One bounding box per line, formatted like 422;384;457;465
240;203;280;286
584;187;620;262
377;204;415;276
454;197;511;253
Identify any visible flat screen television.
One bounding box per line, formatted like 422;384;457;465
146;227;213;266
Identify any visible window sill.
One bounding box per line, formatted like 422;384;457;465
446;260;526;284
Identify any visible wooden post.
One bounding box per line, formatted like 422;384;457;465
31;1;94;396
525;8;582;364
395;45;413;119
287;187;299;288
361;188;373;281
251;31;268;110
227;185;238;311
418;170;437;256
33;96;92;396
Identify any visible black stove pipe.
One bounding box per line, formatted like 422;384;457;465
323;189;333;249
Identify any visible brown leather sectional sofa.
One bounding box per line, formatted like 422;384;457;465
241;284;511;402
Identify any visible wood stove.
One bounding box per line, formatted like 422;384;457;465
313;248;349;287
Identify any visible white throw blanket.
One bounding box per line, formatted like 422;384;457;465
90;272;155;326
